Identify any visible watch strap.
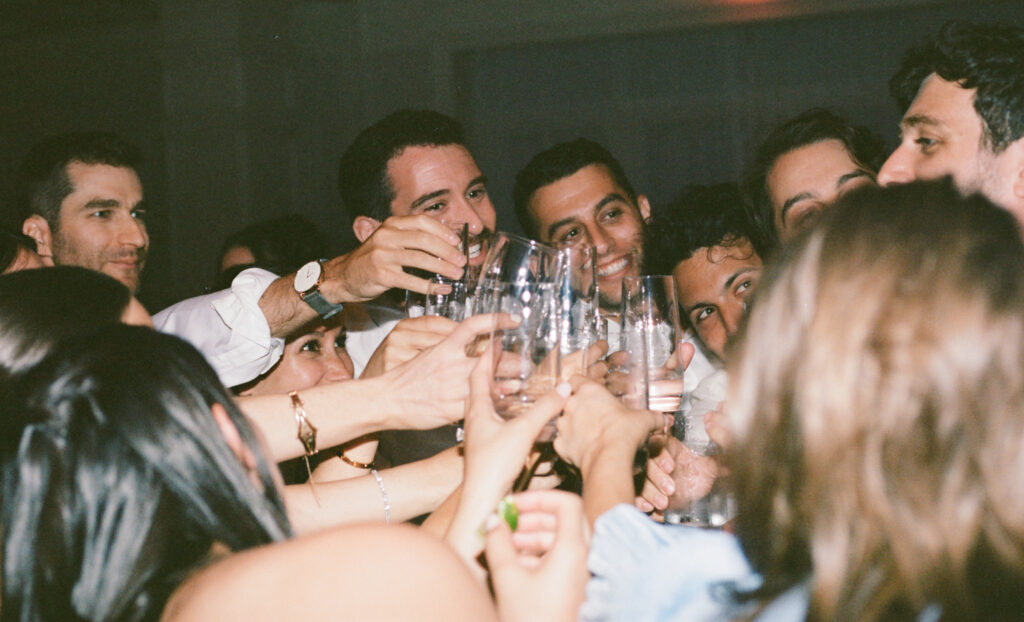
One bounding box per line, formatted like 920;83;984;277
301;289;345;319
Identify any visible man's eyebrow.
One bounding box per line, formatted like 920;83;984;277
836;170;870;188
465;174;487;191
543;192;629;240
781;191;813;219
723;267;759;293
80;198;121;210
900;114;944;130
410;189;450;211
546;215;579;240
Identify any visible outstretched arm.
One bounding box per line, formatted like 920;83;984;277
260;214;466;339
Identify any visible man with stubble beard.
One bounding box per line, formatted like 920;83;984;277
513;138;716;392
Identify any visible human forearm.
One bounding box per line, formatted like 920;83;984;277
285;446;464;534
259;275;318;339
579;441;641;526
237;377;393;462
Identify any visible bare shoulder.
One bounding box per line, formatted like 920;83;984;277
162;524;498;622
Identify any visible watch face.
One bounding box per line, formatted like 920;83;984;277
294;261;321;292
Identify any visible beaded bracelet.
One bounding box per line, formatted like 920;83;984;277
370;468;391;524
337;449;373;469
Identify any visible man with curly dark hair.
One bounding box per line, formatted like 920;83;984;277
878;21;1024;223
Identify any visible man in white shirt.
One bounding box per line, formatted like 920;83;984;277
155;110;495;389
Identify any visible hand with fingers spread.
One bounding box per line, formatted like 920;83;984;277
554;376;665;525
360;315;457;379
319;214;467;304
380;313;513;431
444;348;570;568
485;490;591;622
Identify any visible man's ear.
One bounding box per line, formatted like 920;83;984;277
22;215;54;259
1011;140;1024;201
637;195;652;221
352;215;383;243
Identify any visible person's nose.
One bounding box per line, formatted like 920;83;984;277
118;213;148;249
721;302;744;339
447;197;486;237
322;349;354;382
877;145;915;186
588;225;612;255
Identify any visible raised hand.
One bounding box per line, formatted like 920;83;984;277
320;214;466;303
360;315;457;379
485;490;590;622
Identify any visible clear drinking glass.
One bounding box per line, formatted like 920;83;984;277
555;244;602;377
405;274;468;320
620;275;686;414
474;233;561;440
665;371;735;527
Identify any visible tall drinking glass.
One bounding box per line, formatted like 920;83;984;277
620;275;686;414
474;233;561;439
664;370;734;528
555;244;603;377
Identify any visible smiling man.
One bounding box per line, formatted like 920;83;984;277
13;132;148;292
513;138;650;313
341;109;496;270
514;138;716;393
878;21;1024;225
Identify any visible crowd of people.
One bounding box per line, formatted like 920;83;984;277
1;19;1022;622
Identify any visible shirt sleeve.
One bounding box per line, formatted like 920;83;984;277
581;504;758;622
153;267;285;388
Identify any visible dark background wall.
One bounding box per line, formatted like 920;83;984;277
1;0;1020;311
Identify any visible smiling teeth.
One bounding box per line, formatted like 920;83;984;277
468;243;482;259
598;257;628;277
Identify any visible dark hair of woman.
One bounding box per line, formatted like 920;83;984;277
1;325;292;622
0;266;132;382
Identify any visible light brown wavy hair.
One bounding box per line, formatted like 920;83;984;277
726;179;1024;621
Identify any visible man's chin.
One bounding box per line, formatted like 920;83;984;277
104;265;143;293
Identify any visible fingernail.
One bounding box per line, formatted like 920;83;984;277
510;313;522;324
661;478;675;494
556;382;571;398
484;513;500;532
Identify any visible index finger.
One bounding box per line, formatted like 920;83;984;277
384;213;462;246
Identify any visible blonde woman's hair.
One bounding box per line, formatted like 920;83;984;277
727;180;1024;621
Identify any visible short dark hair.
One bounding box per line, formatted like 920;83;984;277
0;228;37;273
12;132;142;230
337;109;467;223
513;138;638;240
742;108;886;255
0;266;131;382
643;183;763;279
890;20;1024;152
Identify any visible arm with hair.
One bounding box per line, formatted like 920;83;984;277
260;215;467;339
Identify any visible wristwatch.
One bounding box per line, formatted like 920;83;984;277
294;260;345;319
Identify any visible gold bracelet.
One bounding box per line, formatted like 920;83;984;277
337;449;374;469
289;391;321;506
289;391;318;456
